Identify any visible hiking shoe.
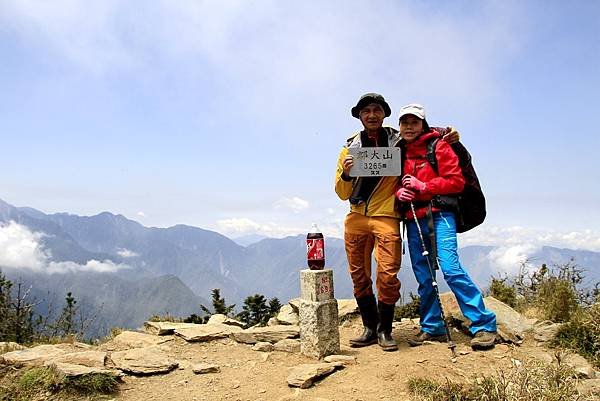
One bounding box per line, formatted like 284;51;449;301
407;331;447;347
470;331;496;350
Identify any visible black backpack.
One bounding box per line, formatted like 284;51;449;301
425;138;486;233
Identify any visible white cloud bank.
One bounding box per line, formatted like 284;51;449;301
273;197;309;213
0;221;128;274
460;226;600;275
216;218;302;238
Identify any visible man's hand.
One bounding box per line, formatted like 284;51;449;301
395;188;416;202
442;126;460;144
402;175;426;192
342;154;354;177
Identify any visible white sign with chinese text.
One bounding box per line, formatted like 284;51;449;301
348;147;402;177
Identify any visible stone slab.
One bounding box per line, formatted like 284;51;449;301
231;325;299;344
175;323;243;342
143;321;200;335
286;362;343;388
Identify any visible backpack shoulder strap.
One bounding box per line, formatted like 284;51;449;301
426;137;440;174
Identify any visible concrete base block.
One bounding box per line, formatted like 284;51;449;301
299;298;340;359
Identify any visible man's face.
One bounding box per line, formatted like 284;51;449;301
359;103;385;132
399;114;424;143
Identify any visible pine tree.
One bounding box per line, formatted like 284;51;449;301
199;288;235;321
268;297;282;317
54;292;79;337
0;271;13;341
237;294;270;327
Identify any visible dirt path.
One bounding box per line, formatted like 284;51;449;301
116;321;546;401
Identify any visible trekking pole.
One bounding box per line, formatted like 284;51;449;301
410;202;457;360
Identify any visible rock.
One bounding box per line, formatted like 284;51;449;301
175;323;243;342
277;305;299;325
440;292;464;323
45;361;120;378
267;317;280;326
496;327;523;345
143;321;200;336
50;350;107;368
0;343;91;367
0;342;26;354
252;342;274;352
440;294;534;343
106;346;178;375
532;320;563;342
207;314;245;328
576;378;600;398
231;325;299;344
274;339;301;353
484;296;536;337
563;353;596;379
323;355;357;365
192;363;220;374
107;331;173;350
337;299;359;320
288;298;301;312
286;362;343;388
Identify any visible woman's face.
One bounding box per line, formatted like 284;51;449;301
399;114;424;143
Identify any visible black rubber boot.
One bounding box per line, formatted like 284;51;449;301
377;302;398;351
349;295;378;347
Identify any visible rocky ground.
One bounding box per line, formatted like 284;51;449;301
1;298;599;401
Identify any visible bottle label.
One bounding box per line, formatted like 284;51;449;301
307;238;324;260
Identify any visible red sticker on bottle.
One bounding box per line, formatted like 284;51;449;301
307;238;324;260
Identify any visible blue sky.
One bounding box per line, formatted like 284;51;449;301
1;1;599;261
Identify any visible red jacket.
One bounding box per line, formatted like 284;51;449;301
401;130;464;220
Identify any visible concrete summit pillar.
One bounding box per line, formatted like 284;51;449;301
299;269;340;359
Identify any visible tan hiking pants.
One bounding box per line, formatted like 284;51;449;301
344;212;402;304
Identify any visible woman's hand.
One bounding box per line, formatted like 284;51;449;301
442;126;460;144
395;188;416;202
402;175;426;192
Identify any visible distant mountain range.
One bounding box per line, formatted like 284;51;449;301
1;198;598;338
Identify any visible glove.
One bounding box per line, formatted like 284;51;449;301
395;188;416;202
402;175;427;192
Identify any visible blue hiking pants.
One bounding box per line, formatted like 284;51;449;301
406;211;496;335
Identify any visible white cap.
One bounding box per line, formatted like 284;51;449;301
398;103;426;121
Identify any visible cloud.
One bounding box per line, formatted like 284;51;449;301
0;220;48;269
0;1;525;113
460;226;600;252
486;244;540;275
0;221;128;274
216;217;302;238
137;211;146;218
273;197;309;213
116;248;139;258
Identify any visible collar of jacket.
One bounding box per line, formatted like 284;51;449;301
399;129;441;148
346;126;401;149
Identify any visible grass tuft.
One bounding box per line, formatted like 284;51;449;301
408;359;586;401
0;366;119;401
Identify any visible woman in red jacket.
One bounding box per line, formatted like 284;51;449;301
395;104;497;350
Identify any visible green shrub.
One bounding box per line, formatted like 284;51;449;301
537;277;579;322
489;277;516;308
553;303;600;368
395;293;420;320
